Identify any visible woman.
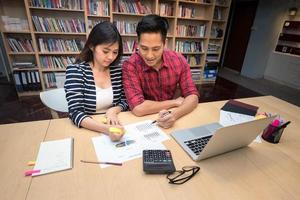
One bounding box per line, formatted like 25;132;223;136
64;21;128;141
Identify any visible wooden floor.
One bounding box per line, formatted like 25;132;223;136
0;76;261;125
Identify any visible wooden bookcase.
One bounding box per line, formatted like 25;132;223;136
0;0;231;97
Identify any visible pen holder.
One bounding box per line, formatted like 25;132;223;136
262;124;285;144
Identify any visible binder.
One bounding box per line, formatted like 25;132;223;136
221;99;258;116
20;71;29;91
34;71;42;90
13;72;23;92
26;71;33;91
30;71;38;91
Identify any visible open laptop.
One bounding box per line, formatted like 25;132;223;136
171;116;275;161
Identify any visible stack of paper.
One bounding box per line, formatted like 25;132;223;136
219;99;258;127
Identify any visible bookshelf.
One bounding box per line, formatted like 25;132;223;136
275;20;300;56
0;0;231;97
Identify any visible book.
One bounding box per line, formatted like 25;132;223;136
31;138;74;176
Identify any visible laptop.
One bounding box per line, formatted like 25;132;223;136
171;116;275;161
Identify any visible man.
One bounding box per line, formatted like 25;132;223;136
122;14;199;128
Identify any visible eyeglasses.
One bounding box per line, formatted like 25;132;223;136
167;166;200;185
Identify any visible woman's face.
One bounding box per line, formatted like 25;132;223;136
93;42;119;68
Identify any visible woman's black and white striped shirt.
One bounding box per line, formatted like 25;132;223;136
64;62;128;127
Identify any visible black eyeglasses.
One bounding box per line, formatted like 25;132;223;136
167;166;200;185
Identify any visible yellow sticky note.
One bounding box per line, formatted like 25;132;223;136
100;117;107;124
109;127;123;134
255;114;267;120
27;161;36;166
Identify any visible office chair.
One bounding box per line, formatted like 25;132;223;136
40;88;68;119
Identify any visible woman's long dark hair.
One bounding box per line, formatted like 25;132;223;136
76;21;123;66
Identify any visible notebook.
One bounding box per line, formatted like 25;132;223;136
171;116;275;161
32;138;74;176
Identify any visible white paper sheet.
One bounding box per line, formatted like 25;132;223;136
219;110;255;127
92;120;169;168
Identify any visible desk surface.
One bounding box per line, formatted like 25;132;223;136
1;96;300;200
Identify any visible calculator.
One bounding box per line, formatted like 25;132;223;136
143;150;176;174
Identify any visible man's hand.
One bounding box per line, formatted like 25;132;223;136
157;110;176;129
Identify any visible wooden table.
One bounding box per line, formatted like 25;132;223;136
0;120;50;200
1;96;300;200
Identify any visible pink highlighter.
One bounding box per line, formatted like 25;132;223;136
272;119;280;127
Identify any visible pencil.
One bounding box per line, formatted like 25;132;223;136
151;111;172;124
80;160;122;166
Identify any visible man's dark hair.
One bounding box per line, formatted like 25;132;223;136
77;21;123;66
136;14;169;43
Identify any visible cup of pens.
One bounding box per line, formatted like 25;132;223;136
262;117;291;144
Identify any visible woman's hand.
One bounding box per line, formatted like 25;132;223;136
107;125;125;142
105;107;121;125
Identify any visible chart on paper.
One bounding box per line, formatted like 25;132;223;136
92;120;169;168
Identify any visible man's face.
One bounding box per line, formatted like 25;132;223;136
138;32;165;69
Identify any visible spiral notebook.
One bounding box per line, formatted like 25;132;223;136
32;138;74;176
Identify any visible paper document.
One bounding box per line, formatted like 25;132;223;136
219;110;255;127
32;138;73;176
92;120;169;168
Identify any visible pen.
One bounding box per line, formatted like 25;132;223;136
151;110;172;124
80;160;122;166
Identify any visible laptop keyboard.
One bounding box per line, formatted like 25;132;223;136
184;135;212;155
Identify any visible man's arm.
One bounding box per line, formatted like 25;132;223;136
131;97;184;117
157;53;199;128
157;94;198;128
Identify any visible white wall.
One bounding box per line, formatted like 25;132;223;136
241;0;300;90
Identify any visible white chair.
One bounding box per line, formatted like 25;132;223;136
40;88;68;119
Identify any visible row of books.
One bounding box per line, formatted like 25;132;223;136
38;38;85;52
203;61;218;80
32;16;86;33
214;8;224;20
12;62;36;69
208;43;221;53
190;67;202;82
216;0;228;6
8;38;34;52
114;20;137;34
184;55;201;66
123;39;137;52
206;54;219;62
178;5;196;18
88;19;108;30
176;24;206;37
29;0;83;10
86;0;109;16
113;0;152;14
175;41;204;53
211;25;223;38
13;71;42;92
40;56;76;69
159;3;173;16
43;72;66;89
1;16;29;32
